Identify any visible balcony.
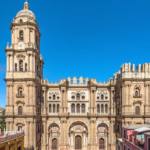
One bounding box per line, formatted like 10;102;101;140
133;94;142;98
16;94;25;98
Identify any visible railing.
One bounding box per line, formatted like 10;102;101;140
16;94;25;98
133;94;142;98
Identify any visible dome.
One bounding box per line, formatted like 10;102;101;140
15;1;36;20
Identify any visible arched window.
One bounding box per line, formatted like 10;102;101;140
18;126;22;131
134;87;141;97
77;93;80;100
105;104;108;113
81;104;85;113
57;104;59;113
76;104;80;113
18;87;23;97
25;63;27;72
53;95;56;100
99;138;105;149
52;138;58;150
15;63;17;71
71;95;75;100
75;135;82;150
49;104;51;113
19;60;23;72
97;104;100;113
82;95;85;100
101;94;104;100
53;104;56;113
101;104;104;113
71;104;75;113
20;19;23;23
19;30;24;41
18;106;23;115
135;106;140;115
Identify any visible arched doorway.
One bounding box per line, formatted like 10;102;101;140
69;122;88;150
75;135;82;150
99;138;105;150
52;138;58;150
48;123;60;150
97;123;108;150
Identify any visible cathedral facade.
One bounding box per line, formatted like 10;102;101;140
5;2;150;150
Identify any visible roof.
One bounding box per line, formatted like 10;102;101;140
135;127;150;133
15;1;36;20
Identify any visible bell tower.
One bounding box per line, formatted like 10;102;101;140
5;1;43;150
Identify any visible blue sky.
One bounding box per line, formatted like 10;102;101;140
0;0;150;107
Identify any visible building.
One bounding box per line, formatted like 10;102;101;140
0;131;24;150
4;1;150;150
117;125;150;150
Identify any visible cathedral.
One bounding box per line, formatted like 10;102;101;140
5;2;150;150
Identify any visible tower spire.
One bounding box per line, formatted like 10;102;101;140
24;0;29;10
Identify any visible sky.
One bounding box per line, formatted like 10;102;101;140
0;0;150;107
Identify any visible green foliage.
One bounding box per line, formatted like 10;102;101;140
0;116;6;132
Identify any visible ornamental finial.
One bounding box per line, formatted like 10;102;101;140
23;0;29;10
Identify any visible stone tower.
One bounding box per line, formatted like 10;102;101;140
5;2;43;150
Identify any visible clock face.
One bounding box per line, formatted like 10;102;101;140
18;42;25;50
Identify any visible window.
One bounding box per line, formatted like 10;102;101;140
57;104;59;113
15;63;17;71
53;104;56;113
20;19;23;23
135;106;140;115
77;104;80;113
18;87;23;97
101;104;104;113
77;93;80;100
19;30;24;41
49;104;51;113
18;126;22;131
71;104;75;113
101;94;104;100
75;135;82;150
134;87;141;97
97;104;100;113
25;63;27;72
81;104;85;113
52;138;58;150
53;95;56;100
99;138;105;149
82;96;85;100
18;106;23;115
105;104;108;113
71;95;75;99
19;60;23;72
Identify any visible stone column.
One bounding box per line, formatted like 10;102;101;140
90;87;96;116
30;54;32;72
8;54;10;72
7;54;9;72
9;55;12;72
41;120;47;150
24;122;29;149
32;53;35;72
28;54;30;71
89;119;97;150
60;118;68;150
122;84;126;115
